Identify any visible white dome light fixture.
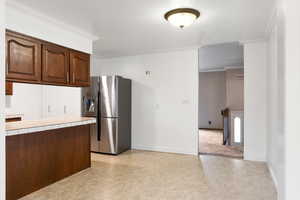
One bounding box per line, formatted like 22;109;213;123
164;8;200;29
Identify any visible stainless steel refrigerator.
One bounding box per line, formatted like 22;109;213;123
81;76;131;154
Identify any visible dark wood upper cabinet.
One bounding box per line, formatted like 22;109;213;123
5;30;90;87
70;51;90;86
42;44;69;84
6;32;41;83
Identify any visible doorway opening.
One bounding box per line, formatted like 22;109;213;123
198;42;244;159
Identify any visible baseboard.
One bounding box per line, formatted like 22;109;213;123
132;145;197;156
244;153;267;162
268;164;278;192
198;128;223;131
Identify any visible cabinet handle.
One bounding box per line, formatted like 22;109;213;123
67;72;69;82
73;73;75;83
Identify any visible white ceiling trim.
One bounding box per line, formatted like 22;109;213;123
6;0;99;41
94;44;201;60
239;38;268;45
199;66;243;72
224;66;244;70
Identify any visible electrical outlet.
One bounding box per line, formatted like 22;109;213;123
64;105;67;114
145;70;151;76
182;99;190;104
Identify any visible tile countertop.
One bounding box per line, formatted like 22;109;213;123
6;113;24;119
6;117;96;136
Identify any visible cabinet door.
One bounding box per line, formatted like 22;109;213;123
5;81;13;96
42;44;69;84
70;51;90;87
6;33;41;82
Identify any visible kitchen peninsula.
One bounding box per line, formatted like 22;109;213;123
4;26;94;200
5;117;96;200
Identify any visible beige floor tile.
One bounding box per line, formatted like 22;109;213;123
20;150;277;200
199;129;244;158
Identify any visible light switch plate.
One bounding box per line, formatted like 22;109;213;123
182;99;190;104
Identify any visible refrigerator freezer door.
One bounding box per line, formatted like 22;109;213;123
82;77;101;152
81;77;100;117
100;76;118;118
99;118;118;154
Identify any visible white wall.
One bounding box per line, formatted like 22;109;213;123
243;42;267;162
92;49;199;155
198;72;226;129
5;1;95;54
0;0;6;199
42;85;81;118
284;0;300;199
6;83;43;120
266;4;285;199
225;69;244;110
261;1;300;199
5;83;81;120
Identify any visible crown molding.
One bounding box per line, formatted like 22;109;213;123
200;40;240;48
224;66;244;70
199;68;225;72
239;38;268;45
6;0;99;41
199;65;243;73
94;44;201;60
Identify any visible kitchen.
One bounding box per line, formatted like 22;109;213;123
4;29;132;199
0;0;283;200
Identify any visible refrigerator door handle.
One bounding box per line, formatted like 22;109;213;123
82;96;86;113
97;90;101;141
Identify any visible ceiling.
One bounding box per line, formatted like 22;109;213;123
199;42;244;72
9;0;274;58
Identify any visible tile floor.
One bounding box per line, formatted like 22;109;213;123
21;150;276;200
199;129;244;158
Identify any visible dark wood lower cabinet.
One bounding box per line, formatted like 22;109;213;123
6;125;91;200
5;117;22;122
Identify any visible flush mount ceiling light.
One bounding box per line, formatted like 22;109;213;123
164;8;200;29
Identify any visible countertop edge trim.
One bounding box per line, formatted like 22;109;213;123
6;119;96;136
